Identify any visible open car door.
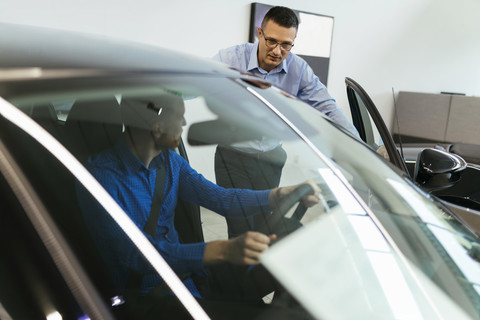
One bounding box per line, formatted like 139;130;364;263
345;77;480;235
345;77;409;174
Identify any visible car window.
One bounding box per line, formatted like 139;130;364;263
0;95;192;319
350;89;381;149
2;72;480;319
4;74;359;318
345;77;409;174
243;81;480;318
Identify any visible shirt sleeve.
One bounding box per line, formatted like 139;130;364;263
295;60;360;137
175;155;272;218
212;44;250;72
155;240;205;274
212;47;234;65
212;51;221;62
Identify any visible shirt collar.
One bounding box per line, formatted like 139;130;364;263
247;42;288;75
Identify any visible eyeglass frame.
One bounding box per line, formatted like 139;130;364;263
260;29;294;51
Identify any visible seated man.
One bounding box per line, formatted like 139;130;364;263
79;92;319;318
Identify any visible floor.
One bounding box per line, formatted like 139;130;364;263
200;208;228;242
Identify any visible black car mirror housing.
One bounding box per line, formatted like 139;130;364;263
414;148;467;191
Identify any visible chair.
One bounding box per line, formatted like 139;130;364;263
63;98;123;162
30;103;63;137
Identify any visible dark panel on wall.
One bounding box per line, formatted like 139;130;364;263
298;55;330;88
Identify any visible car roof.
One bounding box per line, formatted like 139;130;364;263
0;23;238;76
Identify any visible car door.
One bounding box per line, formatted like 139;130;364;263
0;121;116;319
0;92;207;319
345;77;480;236
345;77;409;174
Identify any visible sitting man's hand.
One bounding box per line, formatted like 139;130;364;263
204;181;321;267
270;180;321;209
204;231;276;266
226;231;277;265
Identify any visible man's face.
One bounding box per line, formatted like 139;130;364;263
257;20;296;72
155;104;186;150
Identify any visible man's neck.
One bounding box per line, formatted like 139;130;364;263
124;130;161;168
257;49;273;73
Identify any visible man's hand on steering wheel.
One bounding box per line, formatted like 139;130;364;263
252;180;322;239
269;180;321;210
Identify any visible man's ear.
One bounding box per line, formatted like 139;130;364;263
257;26;262;39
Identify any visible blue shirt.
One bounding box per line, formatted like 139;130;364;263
213;42;359;136
79;138;272;296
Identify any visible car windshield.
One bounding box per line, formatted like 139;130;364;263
1;71;479;319
246;83;480;318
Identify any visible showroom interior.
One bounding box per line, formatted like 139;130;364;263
2;0;479;129
0;0;480;130
2;0;480;240
2;1;480;319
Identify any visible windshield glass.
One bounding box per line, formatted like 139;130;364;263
2;72;479;319
246;82;480;319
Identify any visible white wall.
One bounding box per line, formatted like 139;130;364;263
1;0;480;129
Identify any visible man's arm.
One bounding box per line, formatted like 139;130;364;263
295;60;359;137
212;43;254;73
203;180;320;266
177;155;273;218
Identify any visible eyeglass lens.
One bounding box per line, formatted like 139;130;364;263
262;29;293;51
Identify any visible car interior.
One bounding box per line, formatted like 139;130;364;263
3;73;479;319
0;93;202;318
0;115;117;318
2;72;319;318
0;71;338;318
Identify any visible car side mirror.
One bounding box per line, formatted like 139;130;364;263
414;148;467;191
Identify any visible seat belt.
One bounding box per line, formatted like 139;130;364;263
144;157;167;236
124;152;168;302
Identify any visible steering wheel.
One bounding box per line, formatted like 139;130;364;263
257;184;315;238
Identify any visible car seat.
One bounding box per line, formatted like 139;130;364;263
63;98;123;162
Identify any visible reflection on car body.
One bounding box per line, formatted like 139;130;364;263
0;23;479;319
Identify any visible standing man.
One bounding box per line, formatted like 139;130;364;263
213;6;358;238
213;6;357;135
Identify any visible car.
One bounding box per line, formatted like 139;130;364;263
0;23;479;320
345;77;480;235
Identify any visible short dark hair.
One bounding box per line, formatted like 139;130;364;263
261;6;299;30
121;93;184;131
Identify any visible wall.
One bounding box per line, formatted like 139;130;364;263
1;0;480;129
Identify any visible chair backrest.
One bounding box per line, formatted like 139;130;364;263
63;98;123;162
30;103;63;136
31;103;57;121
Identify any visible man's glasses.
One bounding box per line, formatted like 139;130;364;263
261;29;294;51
